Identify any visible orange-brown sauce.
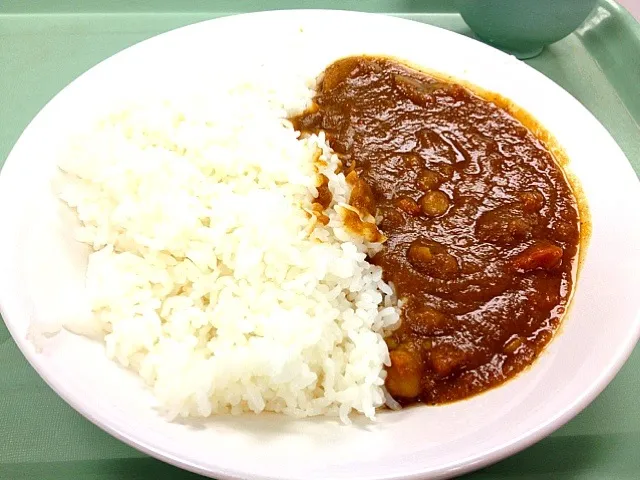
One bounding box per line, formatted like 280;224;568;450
292;56;581;405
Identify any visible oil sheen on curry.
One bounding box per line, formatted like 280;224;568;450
291;56;581;406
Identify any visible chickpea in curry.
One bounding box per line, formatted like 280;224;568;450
291;56;581;406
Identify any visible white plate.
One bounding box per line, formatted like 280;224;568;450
1;10;639;480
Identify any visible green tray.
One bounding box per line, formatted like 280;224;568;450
1;1;639;479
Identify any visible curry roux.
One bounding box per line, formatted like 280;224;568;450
291;56;582;405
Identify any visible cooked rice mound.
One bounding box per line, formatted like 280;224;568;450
58;72;399;423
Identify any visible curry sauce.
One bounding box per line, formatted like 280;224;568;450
292;56;581;405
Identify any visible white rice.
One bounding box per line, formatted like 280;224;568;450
57;70;399;423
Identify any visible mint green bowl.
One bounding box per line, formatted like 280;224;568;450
460;0;598;58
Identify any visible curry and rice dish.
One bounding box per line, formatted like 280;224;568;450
57;55;583;421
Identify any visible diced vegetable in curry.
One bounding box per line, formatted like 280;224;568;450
292;56;581;406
